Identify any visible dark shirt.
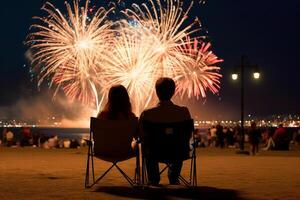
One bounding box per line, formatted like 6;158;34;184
248;129;261;144
140;101;191;123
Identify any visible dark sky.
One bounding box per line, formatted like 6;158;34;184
0;0;299;120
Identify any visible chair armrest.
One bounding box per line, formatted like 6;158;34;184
84;139;93;146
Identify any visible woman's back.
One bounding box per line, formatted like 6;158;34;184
97;111;136;120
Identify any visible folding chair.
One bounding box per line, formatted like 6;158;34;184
141;119;197;187
85;117;140;188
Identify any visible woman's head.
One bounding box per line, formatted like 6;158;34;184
105;85;132;116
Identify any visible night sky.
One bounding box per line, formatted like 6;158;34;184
0;0;299;120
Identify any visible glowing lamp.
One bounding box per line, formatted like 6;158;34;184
231;73;238;80
253;72;260;79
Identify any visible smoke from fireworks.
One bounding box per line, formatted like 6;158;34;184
27;0;223;114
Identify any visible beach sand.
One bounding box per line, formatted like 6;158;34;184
0;146;300;200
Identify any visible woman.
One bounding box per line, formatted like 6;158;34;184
97;85;136;120
97;85;137;148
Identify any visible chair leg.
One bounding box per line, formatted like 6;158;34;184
91;153;95;182
178;148;197;187
189;148;197;187
134;150;141;185
179;174;190;186
115;164;135;186
85;144;94;188
159;164;169;175
84;152;90;188
88;163;116;188
141;157;147;186
192;150;197;186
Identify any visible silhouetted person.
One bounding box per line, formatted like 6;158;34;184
5;130;14;147
210;125;217;147
20;127;32;147
97;85;137;147
295;128;300;145
216;123;224;148
226;127;235;147
248;121;261;155
273;124;289;150
140;77;191;185
97;85;136;120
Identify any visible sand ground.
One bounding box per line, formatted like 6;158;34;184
0;146;300;200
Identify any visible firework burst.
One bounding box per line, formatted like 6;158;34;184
176;38;223;99
123;0;200;78
100;23;161;113
27;0;223;114
26;0;114;108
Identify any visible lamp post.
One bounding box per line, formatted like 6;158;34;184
232;55;260;154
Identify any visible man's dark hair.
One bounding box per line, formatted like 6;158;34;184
155;77;176;101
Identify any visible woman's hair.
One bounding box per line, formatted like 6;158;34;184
103;85;132;118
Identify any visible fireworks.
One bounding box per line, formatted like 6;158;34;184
176;38;223;99
26;1;114;108
27;0;223;114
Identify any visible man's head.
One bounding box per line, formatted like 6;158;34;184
155;77;176;101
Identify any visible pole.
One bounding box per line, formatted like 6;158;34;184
240;56;245;151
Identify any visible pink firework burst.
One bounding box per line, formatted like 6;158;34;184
176;38;223;99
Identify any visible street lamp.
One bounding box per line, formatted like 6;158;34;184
253;72;260;79
231;56;260;154
231;73;238;80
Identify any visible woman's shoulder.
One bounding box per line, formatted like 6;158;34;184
97;111;110;119
129;112;136;118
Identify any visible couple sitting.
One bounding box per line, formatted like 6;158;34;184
97;77;192;186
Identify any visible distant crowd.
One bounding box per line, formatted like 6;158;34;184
1;123;300;153
0;127;85;149
193;123;300;153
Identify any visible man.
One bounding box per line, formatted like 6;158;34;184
273;124;289;150
248;121;261;155
5;130;14;147
139;77;191;185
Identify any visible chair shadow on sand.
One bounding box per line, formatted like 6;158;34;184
94;186;246;200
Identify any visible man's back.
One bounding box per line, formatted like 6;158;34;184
140;101;191;123
140;77;193;185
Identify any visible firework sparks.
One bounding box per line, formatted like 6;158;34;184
123;0;200;78
27;0;223;114
26;0;114;108
101;24;160;113
176;38;223;99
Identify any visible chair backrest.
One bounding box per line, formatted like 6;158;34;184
90;117;138;162
142;119;194;163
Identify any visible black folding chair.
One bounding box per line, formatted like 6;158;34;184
141;119;197;187
85;117;140;188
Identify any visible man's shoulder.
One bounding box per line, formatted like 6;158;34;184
140;104;191;121
142;104;189;113
141;106;158;115
172;104;190;112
